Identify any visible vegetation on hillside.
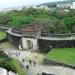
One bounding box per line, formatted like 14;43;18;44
0;8;75;34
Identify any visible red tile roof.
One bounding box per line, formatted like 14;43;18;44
21;25;42;32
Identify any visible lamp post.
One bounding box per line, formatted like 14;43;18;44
19;44;22;50
50;45;53;50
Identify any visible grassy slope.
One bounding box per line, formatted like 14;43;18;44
0;50;26;75
10;59;27;75
47;48;75;65
0;32;6;40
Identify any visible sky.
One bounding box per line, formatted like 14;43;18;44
0;0;65;10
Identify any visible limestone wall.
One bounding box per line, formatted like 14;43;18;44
38;39;75;52
43;59;75;69
7;33;22;48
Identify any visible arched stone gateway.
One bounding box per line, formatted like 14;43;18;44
6;29;39;51
22;37;38;51
27;40;33;49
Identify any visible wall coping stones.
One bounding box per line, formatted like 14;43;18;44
43;58;75;69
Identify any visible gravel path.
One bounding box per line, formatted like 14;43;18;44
4;50;75;75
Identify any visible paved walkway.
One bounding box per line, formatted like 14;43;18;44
4;49;75;75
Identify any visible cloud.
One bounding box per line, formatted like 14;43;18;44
0;0;64;9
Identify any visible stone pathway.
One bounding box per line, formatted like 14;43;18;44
4;49;75;75
0;42;18;50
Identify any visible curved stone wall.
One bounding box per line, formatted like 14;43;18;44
43;58;75;69
7;33;22;48
38;39;75;52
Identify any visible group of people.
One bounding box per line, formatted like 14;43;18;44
22;59;36;70
29;59;36;66
7;50;40;75
7;50;40;74
8;50;20;57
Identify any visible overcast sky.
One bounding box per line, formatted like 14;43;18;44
0;0;65;10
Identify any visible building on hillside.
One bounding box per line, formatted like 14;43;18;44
37;1;75;9
57;3;72;8
38;6;49;9
71;2;75;9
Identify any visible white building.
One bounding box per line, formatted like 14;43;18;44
71;2;75;9
57;3;72;8
36;5;49;10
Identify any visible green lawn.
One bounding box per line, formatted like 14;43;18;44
0;32;6;40
47;48;75;65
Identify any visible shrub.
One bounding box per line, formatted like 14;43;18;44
10;59;26;75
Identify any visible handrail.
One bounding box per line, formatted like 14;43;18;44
41;33;75;38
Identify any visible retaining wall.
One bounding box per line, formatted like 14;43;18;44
43;58;75;69
7;33;22;48
38;39;75;52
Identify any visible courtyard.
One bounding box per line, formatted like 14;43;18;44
1;42;75;75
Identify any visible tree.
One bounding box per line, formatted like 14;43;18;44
8;15;35;28
0;14;11;25
64;17;75;33
49;8;68;19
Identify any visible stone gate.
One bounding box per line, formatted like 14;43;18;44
22;37;38;51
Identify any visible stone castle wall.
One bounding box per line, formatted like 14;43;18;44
38;39;75;52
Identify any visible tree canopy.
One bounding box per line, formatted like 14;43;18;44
0;8;75;34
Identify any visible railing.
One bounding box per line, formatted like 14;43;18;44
41;33;75;38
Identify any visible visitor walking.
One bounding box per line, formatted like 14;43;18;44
29;59;32;64
18;52;20;55
26;65;29;70
34;61;36;66
22;59;25;63
16;52;18;56
37;73;39;75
